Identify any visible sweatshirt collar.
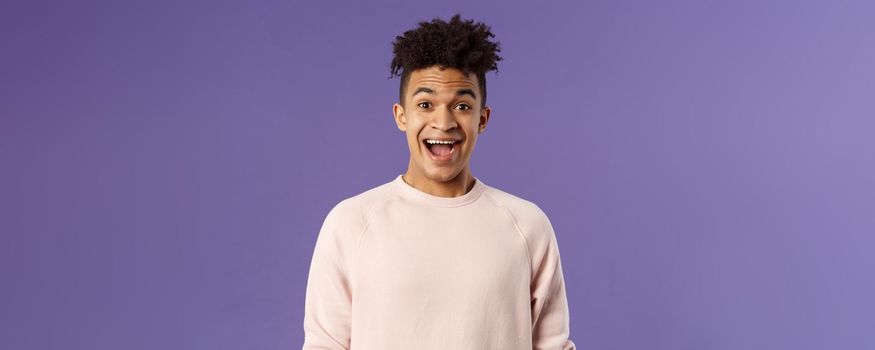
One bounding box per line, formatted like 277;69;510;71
393;174;486;207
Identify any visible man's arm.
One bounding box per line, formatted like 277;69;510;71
530;212;576;350
303;202;356;350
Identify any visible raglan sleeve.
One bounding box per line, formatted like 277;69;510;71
303;201;359;350
529;209;576;350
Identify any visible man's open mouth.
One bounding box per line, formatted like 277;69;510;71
423;138;460;160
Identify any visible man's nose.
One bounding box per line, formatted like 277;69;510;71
431;105;458;131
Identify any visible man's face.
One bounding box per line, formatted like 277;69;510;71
393;65;491;183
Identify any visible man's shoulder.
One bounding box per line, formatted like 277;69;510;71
322;178;396;228
482;183;552;234
482;182;560;253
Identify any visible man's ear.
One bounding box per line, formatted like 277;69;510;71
478;105;491;134
393;102;407;132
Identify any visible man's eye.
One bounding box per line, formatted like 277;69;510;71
418;102;431;109
456;103;471;110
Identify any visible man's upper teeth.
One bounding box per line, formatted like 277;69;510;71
426;139;456;144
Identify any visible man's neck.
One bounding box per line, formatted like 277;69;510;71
401;169;475;198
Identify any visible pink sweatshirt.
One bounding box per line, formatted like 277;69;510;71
303;174;576;349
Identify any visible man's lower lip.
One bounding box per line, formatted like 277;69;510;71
423;142;458;162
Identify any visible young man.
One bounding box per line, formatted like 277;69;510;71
303;14;576;350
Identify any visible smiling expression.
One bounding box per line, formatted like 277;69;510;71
393;65;491;184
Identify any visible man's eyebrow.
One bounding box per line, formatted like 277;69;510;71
456;88;477;99
412;87;435;97
412;87;478;99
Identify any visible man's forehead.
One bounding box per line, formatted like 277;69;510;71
408;66;478;89
409;69;478;98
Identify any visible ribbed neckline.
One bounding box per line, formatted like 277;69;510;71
393;174;486;207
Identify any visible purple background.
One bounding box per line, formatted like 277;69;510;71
2;0;874;349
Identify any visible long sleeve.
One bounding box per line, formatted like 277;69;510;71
301;175;576;349
530;213;576;350
303;202;359;350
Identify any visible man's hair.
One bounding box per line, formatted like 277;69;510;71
389;13;502;109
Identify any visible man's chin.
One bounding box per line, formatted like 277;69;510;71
422;167;463;183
